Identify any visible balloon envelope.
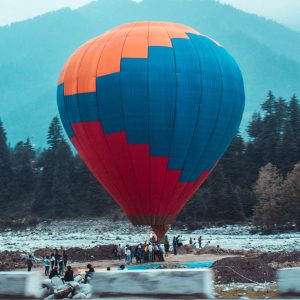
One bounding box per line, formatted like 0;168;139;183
57;21;244;231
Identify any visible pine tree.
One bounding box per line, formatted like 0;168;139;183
288;95;300;156
33;117;74;217
32;149;55;215
247;112;262;139
237;187;257;219
260;92;279;164
281;163;300;229
274;97;287;136
72;155;118;216
205;167;245;222
178;188;209;226
277;122;298;175
220;133;245;186
261;90;276;115
252;163;284;231
47;116;65;149
13;140;36;193
51;140;75;216
0;119;15;215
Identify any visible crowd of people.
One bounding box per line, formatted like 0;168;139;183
25;235;204;276
112;235;203;265
26;248;95;284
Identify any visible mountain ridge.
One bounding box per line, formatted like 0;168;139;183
0;0;299;146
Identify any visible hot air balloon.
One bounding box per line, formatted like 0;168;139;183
57;21;244;239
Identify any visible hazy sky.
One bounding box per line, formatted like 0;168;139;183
0;0;95;26
218;0;300;32
0;0;299;32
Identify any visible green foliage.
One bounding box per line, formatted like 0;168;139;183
0;119;15;213
47;116;65;149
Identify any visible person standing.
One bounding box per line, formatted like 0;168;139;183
148;242;153;262
112;245;118;260
198;236;202;248
177;235;183;247
143;242;148;263
173;236;177;255
125;246;131;265
58;256;64;276
116;244;122;260
44;256;50;276
154;243;160;262
136;244;143;264
164;238;170;257
54;249;60;267
50;253;55;270
63;251;68;268
189;237;193;245
158;244;164;261
26;255;33;272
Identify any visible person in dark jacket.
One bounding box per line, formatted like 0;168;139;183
83;264;95;283
26;255;33;272
164;238;170;257
58;257;64;276
49;267;59;279
136;244;143;264
54;249;60;267
63;266;74;282
173;236;177;255
63;251;68;268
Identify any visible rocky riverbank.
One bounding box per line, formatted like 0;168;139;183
1;219;300;252
2;244;300;285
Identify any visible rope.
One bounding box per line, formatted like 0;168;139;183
213;265;258;284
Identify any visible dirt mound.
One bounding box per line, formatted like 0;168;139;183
34;245;122;262
196;245;262;256
257;250;300;264
176;244;198;254
212;250;300;284
213;256;276;284
0;251;25;270
175;244;260;256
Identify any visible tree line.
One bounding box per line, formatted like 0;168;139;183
0;116;118;225
179;91;300;231
0;91;299;230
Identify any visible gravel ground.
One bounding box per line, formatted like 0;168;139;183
0;218;299;252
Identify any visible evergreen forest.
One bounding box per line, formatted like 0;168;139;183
1;91;300;232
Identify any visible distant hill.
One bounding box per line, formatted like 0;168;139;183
1;0;300;146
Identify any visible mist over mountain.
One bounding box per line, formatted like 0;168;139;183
1;0;299;146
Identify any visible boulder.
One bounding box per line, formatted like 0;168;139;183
42;279;53;289
80;283;92;296
73;292;87;299
177;244;197;255
54;285;74;299
68;281;80;290
51;276;64;288
74;275;83;283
